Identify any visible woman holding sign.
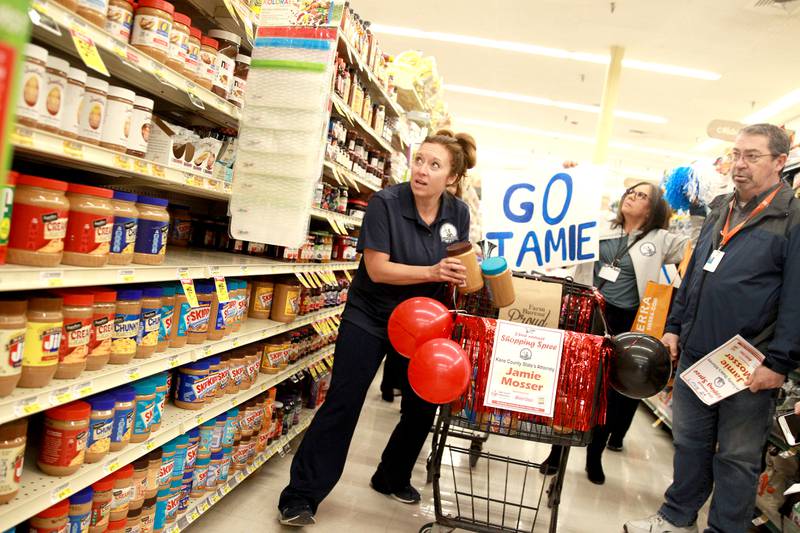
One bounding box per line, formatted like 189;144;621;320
278;130;476;526
540;181;690;484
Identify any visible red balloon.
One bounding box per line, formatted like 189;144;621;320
408;338;471;404
388;297;454;357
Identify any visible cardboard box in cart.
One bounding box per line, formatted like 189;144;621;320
146;117;222;177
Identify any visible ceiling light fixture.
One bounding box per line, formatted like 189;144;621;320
458;117;695;159
692;88;800;152
371;24;721;81
444;84;668;124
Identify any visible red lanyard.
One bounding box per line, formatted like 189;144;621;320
719;185;782;248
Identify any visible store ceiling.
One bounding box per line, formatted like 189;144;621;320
354;0;800;180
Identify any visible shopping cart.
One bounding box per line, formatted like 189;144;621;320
421;274;610;533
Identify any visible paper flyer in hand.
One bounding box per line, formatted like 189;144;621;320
679;335;764;405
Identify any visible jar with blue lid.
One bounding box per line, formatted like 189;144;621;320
174;359;211;409
130;379;156;443
86;393;116;464
110;386;136;451
134;196;169;266
68;486;94;533
481;256;516;308
109;191;138;266
170;433;189;483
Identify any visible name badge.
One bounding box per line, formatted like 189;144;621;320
599;264;621;283
704;250;725;273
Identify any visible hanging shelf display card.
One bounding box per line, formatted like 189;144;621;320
230;1;339;248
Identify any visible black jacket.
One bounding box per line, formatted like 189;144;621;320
665;183;800;375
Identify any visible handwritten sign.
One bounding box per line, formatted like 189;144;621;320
680;335;764;405
482;166;604;270
483;320;564;417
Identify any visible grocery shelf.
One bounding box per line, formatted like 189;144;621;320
11;125;231;201
0;344;334;530
642;397;673;429
310;207;363;234
182;0;254;52
396;87;427;114
30;0;240;129
0;248;358;291
174;409;316;531
0;305;343;426
331;94;394;154
323;160;381;193
336;34;404;119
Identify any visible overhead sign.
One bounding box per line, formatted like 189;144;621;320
482;166;604;270
706;120;745;142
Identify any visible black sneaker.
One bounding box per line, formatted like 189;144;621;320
370;481;421;504
606;441;623;452
279;504;316;527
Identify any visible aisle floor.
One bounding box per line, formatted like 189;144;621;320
188;372;695;533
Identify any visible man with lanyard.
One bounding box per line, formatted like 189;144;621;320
626;123;800;533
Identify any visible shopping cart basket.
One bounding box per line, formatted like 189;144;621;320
421;274;611;533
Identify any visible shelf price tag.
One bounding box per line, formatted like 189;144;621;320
113;154;131;171
199;501;210;513
151;164;166;178
209;493;220;504
15;396;43;417
308;365;318;379
168;355;180;368
52;482;72;503
69;28;110;76
50;387;73;405
12;126;34;148
189;510;200;522
178;268;200;308
118;269;136;283
144;439;157;451
104;458;121;474
74;381;94;397
184;173;204;188
40;270;64;287
308;272;323;288
326;356;334;369
127;367;142;381
62;140;84;159
310;323;323;336
133;159;149;175
343;270;352;282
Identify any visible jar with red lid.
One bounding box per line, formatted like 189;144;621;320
88;289;116;370
55;291;95;379
7;174;69;267
186;27;202;82
90;475;115;533
30;499;70;533
198;37;218;91
208;30;240;100
63;183;114;267
106;0;134;41
38;400;91;477
167;12;191;75
131;0;175;64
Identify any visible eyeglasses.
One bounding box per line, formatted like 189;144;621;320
725;151;776;165
625;188;649;201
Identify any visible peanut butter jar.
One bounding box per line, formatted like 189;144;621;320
481;256;515;308
447;241;483;294
0;299;26;396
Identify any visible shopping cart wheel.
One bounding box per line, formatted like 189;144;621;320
468;441;482;467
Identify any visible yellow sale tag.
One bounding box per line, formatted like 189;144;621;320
76;382;93;396
309;272;323;287
343;270;353;281
200;502;210;512
213;275;229;303
118;269;135;283
152;164;165;178
69;28;110;76
294;272;311;289
180;278;200;309
12;126;34;147
134;159;149;175
331;316;341;326
311;323;323;336
309;366;318;379
326;271;337;285
113;154;131;171
316;362;326;374
62;140;83;159
20;399;42;416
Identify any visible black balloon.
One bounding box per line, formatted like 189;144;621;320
609;332;672;399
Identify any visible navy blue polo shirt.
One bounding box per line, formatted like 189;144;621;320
342;182;470;339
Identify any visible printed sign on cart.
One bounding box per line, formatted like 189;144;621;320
482;166;605;270
483;320;564;417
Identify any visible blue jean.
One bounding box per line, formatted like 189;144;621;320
659;354;777;533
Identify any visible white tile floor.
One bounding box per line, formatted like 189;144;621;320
188;371;696;533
